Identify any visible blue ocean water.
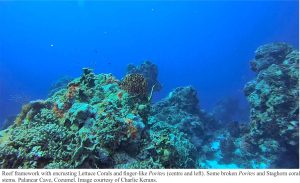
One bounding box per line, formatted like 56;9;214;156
0;1;298;124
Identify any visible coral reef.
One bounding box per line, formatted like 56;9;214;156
197;43;299;169
0;43;298;168
244;42;299;168
0;68;199;169
127;61;162;93
151;86;218;150
0;68;152;168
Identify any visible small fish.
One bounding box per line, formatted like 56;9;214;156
8;93;31;104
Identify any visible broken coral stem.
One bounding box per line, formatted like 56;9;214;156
148;84;156;102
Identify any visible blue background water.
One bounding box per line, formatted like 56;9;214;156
0;1;298;124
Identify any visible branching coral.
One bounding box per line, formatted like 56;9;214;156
127;61;162;93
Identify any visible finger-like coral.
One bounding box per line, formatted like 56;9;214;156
127;61;162;93
120;73;148;98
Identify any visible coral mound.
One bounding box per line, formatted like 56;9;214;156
0;68;151;168
245;42;299;168
151;86;218;151
0;69;199;169
197;43;299;169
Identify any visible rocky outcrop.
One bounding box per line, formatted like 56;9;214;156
151;86;218;150
244;42;299;168
198;43;299;169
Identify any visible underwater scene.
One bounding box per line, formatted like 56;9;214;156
0;1;299;169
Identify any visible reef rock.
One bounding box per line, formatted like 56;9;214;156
244;42;299;168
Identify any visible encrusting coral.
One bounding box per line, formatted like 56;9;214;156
0;67;199;168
